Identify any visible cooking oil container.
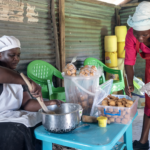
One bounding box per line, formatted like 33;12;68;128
105;52;118;68
117;42;125;58
117;58;125;77
104;36;117;52
106;67;119;80
115;26;127;42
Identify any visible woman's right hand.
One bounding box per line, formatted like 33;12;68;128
125;85;134;97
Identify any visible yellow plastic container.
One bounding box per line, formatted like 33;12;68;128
117;58;125;77
117;42;125;58
137;77;142;81
97;116;107;127
115;26;127;42
105;52;118;68
104;36;117;52
106;67;119;80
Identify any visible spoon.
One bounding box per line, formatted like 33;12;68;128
20;73;55;114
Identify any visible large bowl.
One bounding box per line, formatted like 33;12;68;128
39;103;80;133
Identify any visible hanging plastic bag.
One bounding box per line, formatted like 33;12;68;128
90;79;113;117
140;82;150;97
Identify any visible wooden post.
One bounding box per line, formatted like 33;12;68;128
115;8;120;26
51;0;61;87
51;0;60;71
59;0;65;72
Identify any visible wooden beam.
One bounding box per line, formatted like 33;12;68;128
59;0;65;72
76;0;121;9
120;2;139;8
115;8;120;26
51;0;60;71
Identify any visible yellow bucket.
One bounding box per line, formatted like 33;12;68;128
105;52;118;68
106;67;119;80
117;58;125;77
104;36;117;52
117;42;125;58
115;26;127;42
97;116;107;127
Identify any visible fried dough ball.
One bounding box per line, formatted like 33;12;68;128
126;100;133;105
110;118;115;123
115;118;121;123
121;118;129;124
65;63;76;76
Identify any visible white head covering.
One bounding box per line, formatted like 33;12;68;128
127;1;150;31
0;35;21;53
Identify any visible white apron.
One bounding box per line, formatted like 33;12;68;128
0;84;42;127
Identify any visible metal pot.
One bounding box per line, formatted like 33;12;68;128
39;103;80;133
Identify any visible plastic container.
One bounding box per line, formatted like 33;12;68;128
97;116;107;127
117;58;125;77
117;42;125;58
115;26;127;42
106;67;119;80
62;73;101;115
105;52;118;68
104;36;117;52
92;95;139;124
132;93;145;109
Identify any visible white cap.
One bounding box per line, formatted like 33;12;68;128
127;1;150;31
0;35;21;52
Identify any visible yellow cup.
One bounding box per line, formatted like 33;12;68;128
97;116;107;127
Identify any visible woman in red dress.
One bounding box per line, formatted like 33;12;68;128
125;1;150;149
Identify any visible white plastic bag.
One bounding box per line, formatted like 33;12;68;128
90;79;113;117
140;82;150;97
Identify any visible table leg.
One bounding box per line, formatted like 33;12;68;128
42;141;52;150
124;123;133;150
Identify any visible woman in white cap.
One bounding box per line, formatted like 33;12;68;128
125;1;150;149
0;35;62;150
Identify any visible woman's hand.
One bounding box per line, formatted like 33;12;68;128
46;100;63;107
125;85;134;97
29;80;43;102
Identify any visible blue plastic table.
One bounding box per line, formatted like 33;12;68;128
34;112;138;150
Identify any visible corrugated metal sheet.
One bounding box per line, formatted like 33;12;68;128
65;0;116;63
0;0;56;75
55;0;116;64
119;6;145;81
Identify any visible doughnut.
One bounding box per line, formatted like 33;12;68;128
68;65;74;70
109;100;116;106
115;118;121;123
67;70;72;76
109;117;115;122
89;98;93;105
81;101;88;109
121;118;129;124
71;74;76;76
71;69;76;74
126;104;132;107
118;105;124;107
108;108;113;112
126;100;133;105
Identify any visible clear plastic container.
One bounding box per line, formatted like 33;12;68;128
93;95;139;124
62;73;100;115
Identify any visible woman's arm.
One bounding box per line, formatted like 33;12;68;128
0;66;25;84
125;65;134;96
21;91;62;112
0;66;43;99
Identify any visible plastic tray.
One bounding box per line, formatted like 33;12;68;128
95;95;139;124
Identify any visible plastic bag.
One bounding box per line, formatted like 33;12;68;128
90;79;113;117
140;82;150;97
79;65;103;77
64;63;77;76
